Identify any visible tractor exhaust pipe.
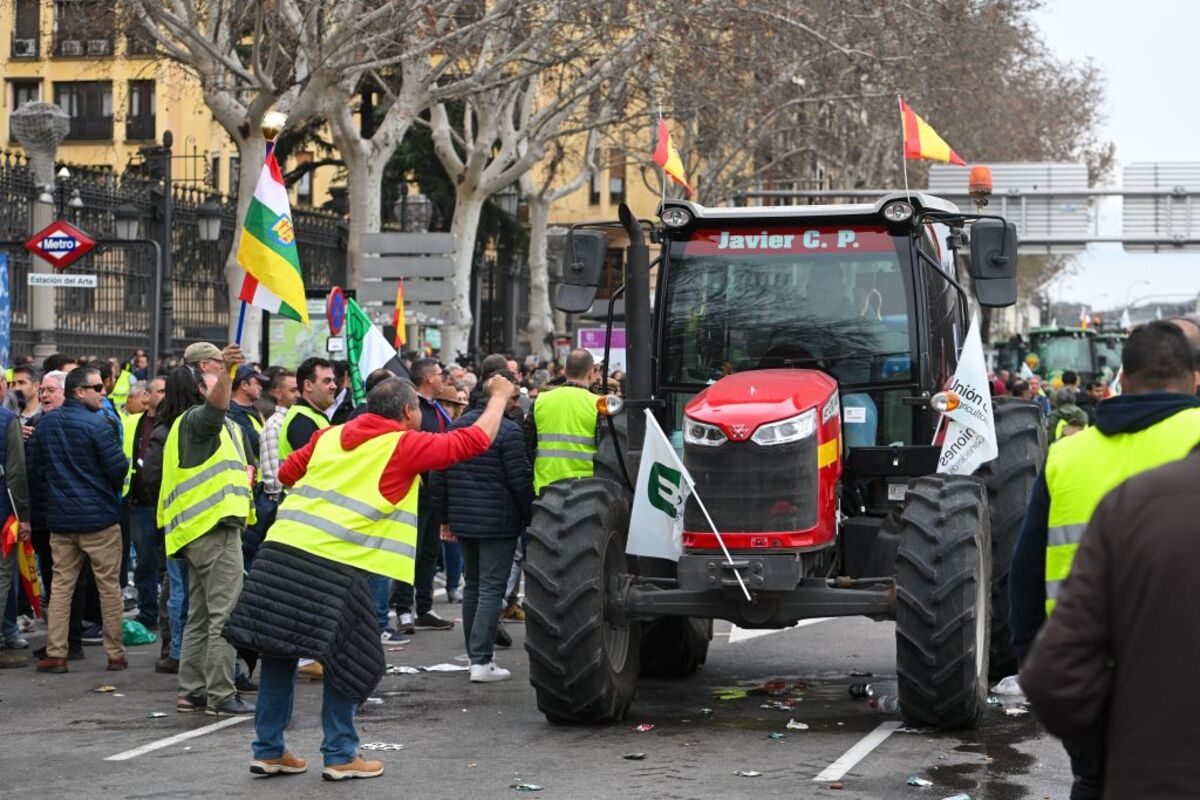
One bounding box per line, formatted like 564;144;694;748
619;203;651;452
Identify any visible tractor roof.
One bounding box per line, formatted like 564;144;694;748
661;191;960;222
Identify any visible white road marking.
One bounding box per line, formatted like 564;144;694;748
812;720;903;782
105;716;250;761
727;617;832;644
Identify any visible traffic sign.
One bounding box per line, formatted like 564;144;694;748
24;219;96;270
326;286;346;335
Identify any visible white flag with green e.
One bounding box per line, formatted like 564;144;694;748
627;410;694;561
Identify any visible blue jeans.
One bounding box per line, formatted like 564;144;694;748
2;564;18;638
128;506;160;620
442;540;463;596
368;573;391;632
460;537;518;665
252;655;359;767
166;558;189;660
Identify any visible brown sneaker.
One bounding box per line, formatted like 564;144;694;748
298;661;324;680
250;752;308;776
107;656;128;671
321;756;384;781
0;650;29;669
155;657;179;674
35;657;68;673
500;603;525;622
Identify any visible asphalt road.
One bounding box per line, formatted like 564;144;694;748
0;596;1072;799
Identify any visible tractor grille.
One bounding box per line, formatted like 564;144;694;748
683;435;818;533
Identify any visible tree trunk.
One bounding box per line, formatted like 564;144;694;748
523;195;554;360
344;152;386;292
442;193;485;361
226;133;266;359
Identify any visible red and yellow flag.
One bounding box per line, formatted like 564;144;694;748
1;514;40;617
899;98;965;166
653;119;692;193
392;280;407;349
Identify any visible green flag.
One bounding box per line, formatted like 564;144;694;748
344;299;397;405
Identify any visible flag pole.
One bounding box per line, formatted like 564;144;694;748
657;105;667;209
681;475;753;602
897;95;911;203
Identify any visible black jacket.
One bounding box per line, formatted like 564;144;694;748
432;400;533;538
27;400;127;533
223;541;385;704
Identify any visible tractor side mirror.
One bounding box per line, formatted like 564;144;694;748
969;219;1019;308
555;229;607;313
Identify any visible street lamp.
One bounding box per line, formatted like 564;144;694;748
196;195;223;242
114;202;142;241
494;184;519;216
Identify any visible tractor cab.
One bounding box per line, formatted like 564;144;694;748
527;193;1044;733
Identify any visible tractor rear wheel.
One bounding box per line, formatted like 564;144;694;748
975;397;1046;680
639;617;712;678
524;478;640;723
892;474;990;729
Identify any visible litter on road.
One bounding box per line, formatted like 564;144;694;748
94;685;116;693
623;753;646;760
359;742;405;751
734;770;763;777
633;724;655;732
991;675;1023;696
907;776;934;787
767;732;785;740
145;712;167;719
510;783;543;792
786;719;809;730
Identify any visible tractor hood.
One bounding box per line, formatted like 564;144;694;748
685;369;839;442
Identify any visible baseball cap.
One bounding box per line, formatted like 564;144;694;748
234;365;268;386
183;342;222;364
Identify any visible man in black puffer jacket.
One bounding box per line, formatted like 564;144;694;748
433;370;533;683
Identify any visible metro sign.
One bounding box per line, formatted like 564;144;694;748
25;219;96;270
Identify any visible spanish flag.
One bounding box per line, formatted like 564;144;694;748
393;280;407;349
237;142;309;323
899;98;965;166
0;514;41;617
653;119;692;193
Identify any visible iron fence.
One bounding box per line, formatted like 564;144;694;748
0;147;346;361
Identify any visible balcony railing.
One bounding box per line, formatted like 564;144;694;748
125;115;155;141
66;116;113;141
11;33;39;58
54;35;113;57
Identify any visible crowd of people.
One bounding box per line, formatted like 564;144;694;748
0;341;613;780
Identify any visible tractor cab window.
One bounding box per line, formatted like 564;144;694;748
661;224;914;388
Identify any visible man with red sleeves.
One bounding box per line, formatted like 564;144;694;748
223;375;517;781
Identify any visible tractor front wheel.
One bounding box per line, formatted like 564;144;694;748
524;478;640;723
891;474;991;730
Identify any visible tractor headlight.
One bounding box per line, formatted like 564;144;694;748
883;201;914;222
660;207;692;228
683;417;727;447
751;409;816;446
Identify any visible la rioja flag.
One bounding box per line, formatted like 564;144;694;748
936;315;998;475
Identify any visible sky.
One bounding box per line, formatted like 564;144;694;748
1030;0;1199;313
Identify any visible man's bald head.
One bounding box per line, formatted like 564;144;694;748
564;348;595;381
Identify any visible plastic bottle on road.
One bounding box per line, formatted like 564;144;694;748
870;694;899;713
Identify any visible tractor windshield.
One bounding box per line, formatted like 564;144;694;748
1031;332;1095;375
661;224;913;387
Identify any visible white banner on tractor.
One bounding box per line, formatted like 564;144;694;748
627;410;694;561
936;314;998;475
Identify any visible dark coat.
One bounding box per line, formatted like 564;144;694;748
27;400;127;533
432;400;533;538
1022;449;1200;799
223;541;385;704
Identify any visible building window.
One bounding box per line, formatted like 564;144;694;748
609;149;626;205
589;171;602;205
229;155;241;197
125;80;154;140
209;154;220;191
8;80;40;142
12;0;40;58
53;0;115;57
294;152;313;206
54;81;113;140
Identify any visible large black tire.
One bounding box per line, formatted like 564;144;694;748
975;397;1046;680
639;617;712;678
892;474;991;730
524;478;640;723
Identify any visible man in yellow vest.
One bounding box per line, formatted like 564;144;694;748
159;345;257;717
529;348;601;495
224;374;517;780
228;365;267;463
1011;320;1200;799
123;376;166;633
279;356;336;462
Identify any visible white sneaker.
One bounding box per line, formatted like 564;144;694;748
470;661;512;683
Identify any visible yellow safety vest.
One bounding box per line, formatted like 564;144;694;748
122;412;144;497
278;403;330;461
158;411;256;557
110;369;133;411
532;384;598;494
267;428;419;582
1044;406;1200;613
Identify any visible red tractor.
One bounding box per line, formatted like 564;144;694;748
526;194;1045;729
